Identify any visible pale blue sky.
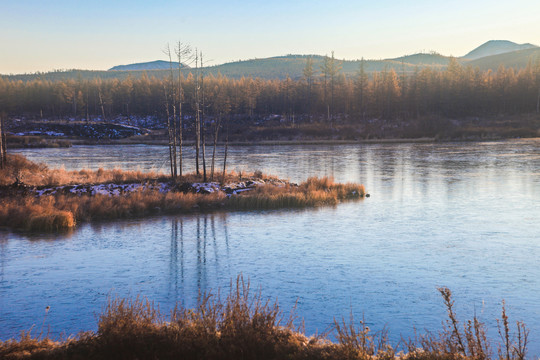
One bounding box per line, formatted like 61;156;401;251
1;0;539;74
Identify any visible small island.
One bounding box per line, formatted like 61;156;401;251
0;155;367;232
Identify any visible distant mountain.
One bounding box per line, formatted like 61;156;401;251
389;53;451;65
465;47;540;71
4;40;539;82
201;55;444;80
462;40;538;60
109;60;190;71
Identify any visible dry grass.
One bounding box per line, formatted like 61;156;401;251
0;154;163;186
0;156;366;232
0;281;529;360
0;154;276;187
0;197;77;232
228;177;365;210
0;190;227;231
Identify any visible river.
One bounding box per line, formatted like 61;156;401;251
1;140;539;355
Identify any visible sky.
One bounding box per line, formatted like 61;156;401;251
1;0;539;74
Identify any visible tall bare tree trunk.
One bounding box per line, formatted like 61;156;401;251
176;41;190;178
221;115;229;183
201;52;207;182
171;103;178;178
210;113;222;181
166;44;178;179
178;94;183;177
163;86;175;178
98;89;106;122
195;50;200;176
0;116;3;169
536;87;540;114
0;112;6;169
73;90;77;117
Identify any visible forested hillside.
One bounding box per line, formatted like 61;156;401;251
1;58;539;123
4;41;539;83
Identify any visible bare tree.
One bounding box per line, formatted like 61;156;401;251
98;85;107;122
0;112;6;169
164;44;178;179
210;113;221;181
221;114;230;184
175;41;191;177
163;84;175;178
194;49;201;176
200;51;207;182
303;56;315;120
320;51;342;125
355;57;368;120
210;82;230;181
535;58;540;113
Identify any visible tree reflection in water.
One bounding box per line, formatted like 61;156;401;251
168;214;231;304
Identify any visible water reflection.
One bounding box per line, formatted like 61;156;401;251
167;214;231;304
0;235;6;283
3;140;540;355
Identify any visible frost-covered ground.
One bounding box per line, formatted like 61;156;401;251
5;178;291;198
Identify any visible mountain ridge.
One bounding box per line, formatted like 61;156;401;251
108;40;539;73
3;40;539;81
462;40;538;60
109;60;190;71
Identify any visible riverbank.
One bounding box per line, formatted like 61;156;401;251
4;113;539;148
0;155;366;232
0;280;528;360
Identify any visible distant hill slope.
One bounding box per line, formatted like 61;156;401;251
462;40;538;60
389;53;451;65
109;60;189;71
4;40;539;82
3;55;443;82
466;47;540;70
202;55;443;79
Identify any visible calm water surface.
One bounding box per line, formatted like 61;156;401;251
2;140;539;354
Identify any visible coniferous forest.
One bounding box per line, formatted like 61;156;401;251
1;56;539;140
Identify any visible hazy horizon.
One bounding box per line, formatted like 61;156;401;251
2;0;539;74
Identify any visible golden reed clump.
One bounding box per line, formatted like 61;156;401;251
227;177;365;210
0;154;163;186
0;281;529;360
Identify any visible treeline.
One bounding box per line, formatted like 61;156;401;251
1;58;539;121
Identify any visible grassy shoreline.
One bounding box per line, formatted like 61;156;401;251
26;136;540;149
0;279;529;360
0;155;366;232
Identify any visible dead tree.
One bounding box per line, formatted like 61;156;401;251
200;51;207;182
175;41;191;177
195;50;201;176
0;112;6;169
536;86;540;114
164;44;179;179
210;112;222;180
210;84;229;181
221;115;230;184
98;88;107;122
163;85;175;178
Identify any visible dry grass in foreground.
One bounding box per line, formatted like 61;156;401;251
0;279;529;360
0;155;366;232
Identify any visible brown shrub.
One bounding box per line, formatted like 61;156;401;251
0;283;529;360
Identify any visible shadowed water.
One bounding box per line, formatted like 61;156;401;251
2;140;539;354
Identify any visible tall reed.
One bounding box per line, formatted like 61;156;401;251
0;281;530;360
